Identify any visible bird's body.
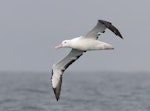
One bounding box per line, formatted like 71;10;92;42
51;19;123;101
63;37;113;51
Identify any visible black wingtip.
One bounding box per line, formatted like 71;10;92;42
56;96;59;101
56;98;59;101
99;19;123;39
117;32;123;39
53;88;60;101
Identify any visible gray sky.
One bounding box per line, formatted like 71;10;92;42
0;0;150;72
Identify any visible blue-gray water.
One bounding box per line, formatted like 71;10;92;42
0;71;150;111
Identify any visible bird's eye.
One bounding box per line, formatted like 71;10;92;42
64;41;67;43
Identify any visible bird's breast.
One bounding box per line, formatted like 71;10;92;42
71;38;101;51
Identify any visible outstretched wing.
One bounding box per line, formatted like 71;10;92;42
85;20;123;39
51;49;84;101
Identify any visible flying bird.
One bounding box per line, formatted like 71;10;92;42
51;19;123;101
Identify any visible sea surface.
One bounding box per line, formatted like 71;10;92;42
0;71;150;111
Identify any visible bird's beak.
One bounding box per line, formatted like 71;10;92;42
55;43;63;49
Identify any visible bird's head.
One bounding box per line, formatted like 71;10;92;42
55;40;70;49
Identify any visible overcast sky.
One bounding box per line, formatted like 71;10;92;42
0;0;150;72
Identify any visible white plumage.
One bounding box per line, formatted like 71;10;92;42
51;19;123;101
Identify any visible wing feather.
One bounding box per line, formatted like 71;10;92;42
99;20;123;39
85;19;123;39
51;49;84;101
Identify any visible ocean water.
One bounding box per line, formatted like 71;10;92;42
0;71;150;111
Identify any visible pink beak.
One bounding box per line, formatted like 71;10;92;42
55;43;63;49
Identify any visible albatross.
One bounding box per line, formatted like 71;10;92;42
51;19;123;101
